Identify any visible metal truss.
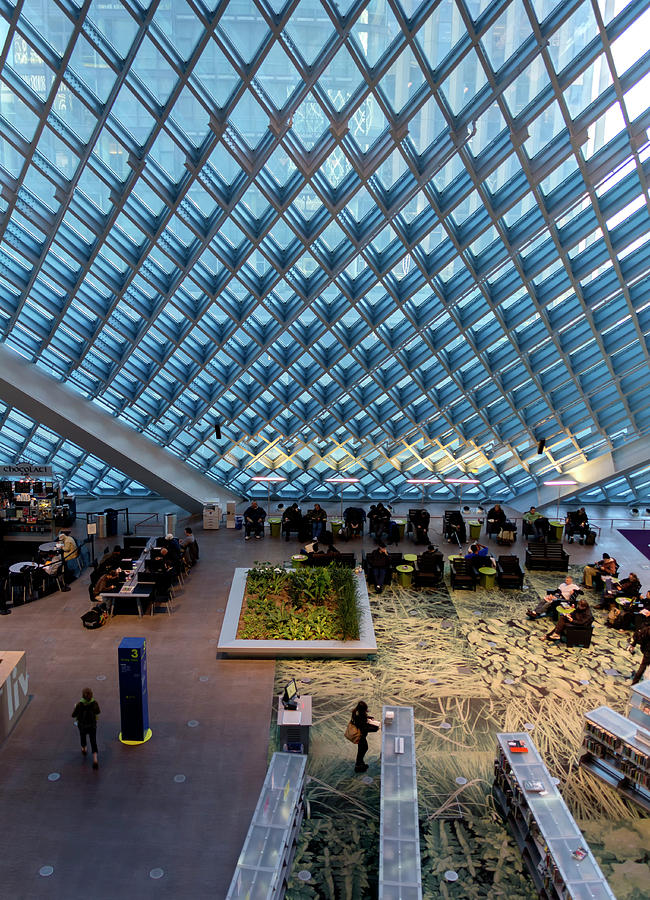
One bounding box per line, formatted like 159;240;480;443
0;0;649;503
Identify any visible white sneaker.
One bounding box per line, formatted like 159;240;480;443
245;536;250;541
255;535;261;540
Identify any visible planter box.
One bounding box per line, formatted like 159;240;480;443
217;568;377;658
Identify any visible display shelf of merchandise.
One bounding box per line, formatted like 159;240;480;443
494;733;615;899
580;706;650;812
628;681;650;731
226;752;307;899
379;705;422;900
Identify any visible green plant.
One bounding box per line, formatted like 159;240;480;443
329;564;361;639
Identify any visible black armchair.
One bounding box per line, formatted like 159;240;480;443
450;558;477;591
496;555;524;589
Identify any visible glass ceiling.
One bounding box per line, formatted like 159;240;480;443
0;0;649;503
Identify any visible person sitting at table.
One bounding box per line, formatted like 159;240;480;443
244;500;266;541
366;543;391;593
543;596;593;641
527;575;580;619
179;527;198;566
486;504;506;535
282;503;302;542
598;571;641;609
465;542;490;572
582;552;617;588
58;530;81;577
152;547;177;575
91;568;121;601
310;503;327;540
523;507;548;540
161;533;181;564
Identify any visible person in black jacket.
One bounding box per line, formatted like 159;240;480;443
310;503;327;540
544;597;593;641
350;700;379;772
412;509;430;544
367;543;391;593
630;623;650;684
72;687;101;769
282;503;302;542
244;501;266;540
487;504;506;533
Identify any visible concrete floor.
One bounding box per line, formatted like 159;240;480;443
1;498;650;898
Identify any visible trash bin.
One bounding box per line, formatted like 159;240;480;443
332;520;342;537
164;513;177;535
104;508;118;537
268;518;282;538
549;520;564;542
479;566;496;589
95;513;106;539
235;515;243;530
397;520;406;540
292;554;307;568
396;564;413;588
469;521;481;540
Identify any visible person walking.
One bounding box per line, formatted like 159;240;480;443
350;700;379;772
72;687;101;770
629;623;650;685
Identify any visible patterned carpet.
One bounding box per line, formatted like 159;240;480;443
270;565;649;899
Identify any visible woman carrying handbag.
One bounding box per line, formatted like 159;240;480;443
347;700;380;773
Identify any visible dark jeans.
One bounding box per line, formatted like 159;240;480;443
356;734;368;767
632;651;650;684
80;727;98;754
312;521;323;539
371;567;389;588
245;521;263;537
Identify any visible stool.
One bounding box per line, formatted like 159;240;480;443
268;518;282;538
478;566;496;589
292;554;307;568
469;521;481;540
396;564;413;588
403;553;417;566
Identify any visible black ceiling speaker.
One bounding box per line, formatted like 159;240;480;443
537;439;546;454
214;423;222;440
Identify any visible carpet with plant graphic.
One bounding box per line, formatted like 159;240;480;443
269;565;650;899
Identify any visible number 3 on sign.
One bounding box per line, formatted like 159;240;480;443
131;649;139;659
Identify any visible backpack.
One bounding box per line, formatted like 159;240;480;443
81;603;108;629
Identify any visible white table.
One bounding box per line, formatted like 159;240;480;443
9;561;37;575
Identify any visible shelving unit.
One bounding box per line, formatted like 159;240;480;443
627;681;650;731
581;706;650;813
379;705;422;900
226;752;307;899
494;732;615;899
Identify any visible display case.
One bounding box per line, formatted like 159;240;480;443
627;681;650;731
379;705;422;900
226;752;307;899
581;706;650;812
494;732;615;899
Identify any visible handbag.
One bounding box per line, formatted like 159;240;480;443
344;721;361;744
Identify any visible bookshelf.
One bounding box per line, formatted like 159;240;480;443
494;733;615;899
581;706;650;813
627;681;650;732
226;752;307;899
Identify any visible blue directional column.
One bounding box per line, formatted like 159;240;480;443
118;637;152;745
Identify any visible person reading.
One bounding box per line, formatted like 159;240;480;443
527;576;580;619
543;597;593;641
582;552;617;588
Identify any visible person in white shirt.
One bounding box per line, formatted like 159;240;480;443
527;575;579;619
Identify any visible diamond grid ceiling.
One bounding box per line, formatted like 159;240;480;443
1;0;650;503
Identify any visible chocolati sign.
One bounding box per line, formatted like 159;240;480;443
1;463;53;478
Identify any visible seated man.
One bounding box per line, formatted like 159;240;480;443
582;552;617;588
282;503;302;542
527;575;580;619
412;509;431;545
152;546;178;576
91;567;121;600
543;597;593;641
179;527;198;565
343;507;365;540
418;544;443;577
244;500;266;541
486;504;506;534
161;533;181;564
464;542;490;571
446;510;466;544
366;542;391;594
523;507;548;540
372;503;391;543
310;503;327;540
599;571;641;609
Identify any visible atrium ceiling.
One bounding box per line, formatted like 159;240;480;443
0;0;649;504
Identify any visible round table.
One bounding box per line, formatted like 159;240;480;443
556;604;575;618
268;518;282;538
9;561;38;575
396;564;414;588
549;520;564;542
469;521;482;540
292;554;308;568
478;566;496;589
39;542;63;554
403;553;418;565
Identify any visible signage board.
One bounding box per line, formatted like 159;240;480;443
1;463;53;477
117;638;149;742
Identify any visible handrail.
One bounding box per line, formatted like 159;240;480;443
133;513;160;533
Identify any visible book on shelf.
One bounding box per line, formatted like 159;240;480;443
523;780;547;793
507;739;528;753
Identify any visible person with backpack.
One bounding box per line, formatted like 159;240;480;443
72;687;101;769
347;700;380;772
629;623;650;684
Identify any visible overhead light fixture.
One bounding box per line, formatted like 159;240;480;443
251;476;286;482
543;480;576;486
444;478;480;484
325;477;360;483
544;480;577;519
405;478;439;484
